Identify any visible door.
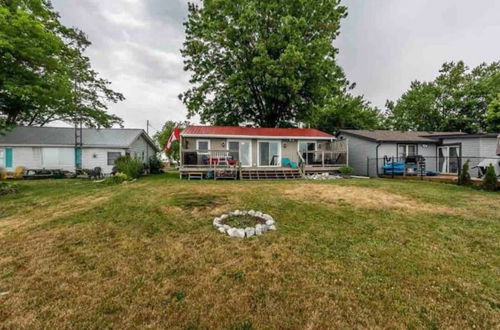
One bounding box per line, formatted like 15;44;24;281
228;140;252;167
438;146;460;174
258;141;281;167
299;141;316;164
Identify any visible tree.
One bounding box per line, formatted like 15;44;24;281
482;164;498;191
180;0;348;127
386;61;500;133
458;161;472;186
486;93;500;132
309;93;384;133
154;121;190;161
0;0;124;133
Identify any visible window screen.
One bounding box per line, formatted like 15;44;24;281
107;152;122;165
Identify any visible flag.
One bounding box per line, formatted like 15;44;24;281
165;127;180;152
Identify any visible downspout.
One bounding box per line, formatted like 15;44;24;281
375;142;381;177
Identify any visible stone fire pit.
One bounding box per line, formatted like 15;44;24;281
213;210;276;238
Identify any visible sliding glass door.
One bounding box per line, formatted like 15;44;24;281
438;146;460;174
258;141;281;167
228;140;252;167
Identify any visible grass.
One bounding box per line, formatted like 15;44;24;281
224;215;265;228
0;174;499;328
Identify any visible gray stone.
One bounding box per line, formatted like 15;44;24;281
218;227;227;233
248;210;256;216
228;228;245;238
244;227;255;237
268;225;277;231
265;219;275;226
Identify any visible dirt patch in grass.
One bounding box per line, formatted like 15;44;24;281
0;193;112;236
283;184;459;215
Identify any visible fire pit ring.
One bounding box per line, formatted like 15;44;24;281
213;210;276;238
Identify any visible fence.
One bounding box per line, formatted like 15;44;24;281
363;156;500;179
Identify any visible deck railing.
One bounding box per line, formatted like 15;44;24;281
180;149;240;168
298;150;347;167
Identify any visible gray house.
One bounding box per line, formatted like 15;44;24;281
0;126;159;174
338;130;500;177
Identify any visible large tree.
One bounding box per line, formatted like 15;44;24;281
180;0;348;127
309;93;385;133
0;0;124;133
386;61;500;133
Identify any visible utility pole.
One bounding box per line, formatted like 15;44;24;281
147;120;149;135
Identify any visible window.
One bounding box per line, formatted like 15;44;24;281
196;140;210;154
258;141;281;167
298;141;317;164
397;144;417;159
107;152;122;165
41;148;73;167
228;140;252;167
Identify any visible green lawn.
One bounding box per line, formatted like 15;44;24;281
0;174;499;328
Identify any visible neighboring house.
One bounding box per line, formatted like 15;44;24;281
0;126;159;174
179;125;347;179
338;130;500;177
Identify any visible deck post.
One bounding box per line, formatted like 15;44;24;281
321;151;325;167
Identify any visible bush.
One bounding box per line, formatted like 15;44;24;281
482;164;498;191
0;167;6;180
0;182;17;195
114;156;144;179
103;172;129;184
148;155;163;174
339;166;354;175
457;161;472;186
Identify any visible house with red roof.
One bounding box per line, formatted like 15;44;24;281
179;125;347;179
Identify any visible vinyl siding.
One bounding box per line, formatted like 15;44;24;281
82;148;126;174
128;135;156;163
338;135;377;176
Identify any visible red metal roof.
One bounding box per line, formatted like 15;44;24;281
181;125;334;138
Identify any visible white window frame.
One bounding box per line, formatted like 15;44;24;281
257;140;282;167
397;144;417;159
0;148;5;167
196;139;211;155
227;139;252;167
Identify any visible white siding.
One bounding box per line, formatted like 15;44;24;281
82;148;126;174
479;137;498;158
128;135;156;163
7;147;75;171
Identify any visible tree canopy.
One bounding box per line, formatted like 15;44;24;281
385;61;500;133
309;93;384;134
0;0;124;133
154;120;190;161
180;0;349;128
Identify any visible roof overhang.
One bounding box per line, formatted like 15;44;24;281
180;133;334;140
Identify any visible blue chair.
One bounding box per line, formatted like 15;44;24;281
282;158;291;167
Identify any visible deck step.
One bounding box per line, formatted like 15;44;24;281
241;169;302;180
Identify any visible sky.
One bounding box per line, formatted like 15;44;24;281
51;0;500;134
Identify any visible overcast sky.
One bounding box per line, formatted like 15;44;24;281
51;0;500;133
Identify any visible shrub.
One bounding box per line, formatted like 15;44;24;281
0;182;17;195
340;166;354;175
148;155;163;174
114;156;144;178
482;164;498;191
0;167;6;180
457;161;472;186
103;172;129;184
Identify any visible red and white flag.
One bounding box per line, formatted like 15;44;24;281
165;127;180;152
